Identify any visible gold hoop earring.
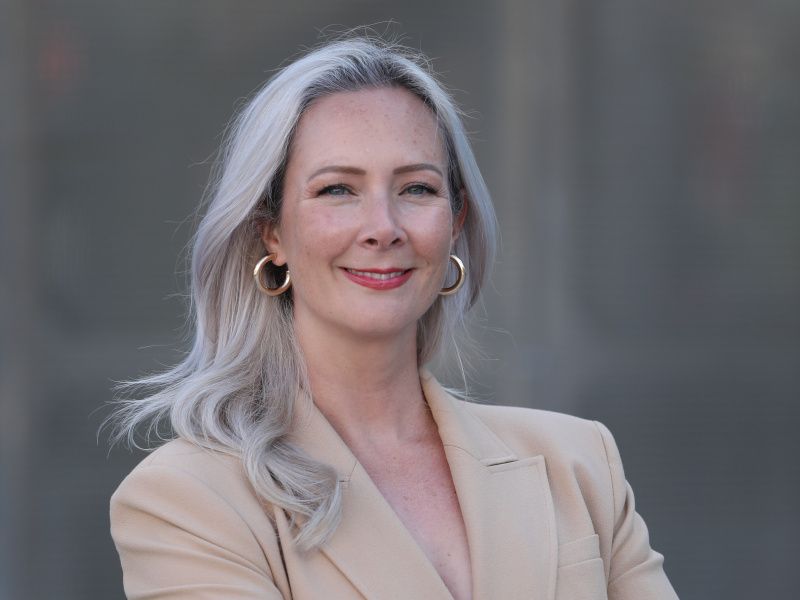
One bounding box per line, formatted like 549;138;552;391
253;253;291;296
439;254;465;296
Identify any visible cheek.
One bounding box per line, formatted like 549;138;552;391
412;210;456;260
286;208;352;267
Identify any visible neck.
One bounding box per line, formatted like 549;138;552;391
294;313;433;445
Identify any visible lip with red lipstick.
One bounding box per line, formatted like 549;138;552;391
341;267;413;290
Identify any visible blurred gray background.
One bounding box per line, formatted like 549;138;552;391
1;1;798;598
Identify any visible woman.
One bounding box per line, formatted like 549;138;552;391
108;37;679;599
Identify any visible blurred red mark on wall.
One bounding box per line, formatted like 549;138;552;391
38;20;83;98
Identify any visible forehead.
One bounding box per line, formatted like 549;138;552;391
288;87;445;170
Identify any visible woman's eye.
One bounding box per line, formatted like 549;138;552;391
403;184;437;196
318;184;350;196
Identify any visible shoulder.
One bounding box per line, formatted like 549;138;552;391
109;438;279;568
110;438;264;526
125;437;246;480
458;399;612;464
455;400;627;548
109;439;290;597
113;437;244;490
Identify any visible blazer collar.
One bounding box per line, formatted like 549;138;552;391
418;367;516;466
290;368;557;600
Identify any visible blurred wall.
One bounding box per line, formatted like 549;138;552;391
1;1;798;598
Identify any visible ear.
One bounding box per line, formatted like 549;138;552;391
259;221;288;267
451;188;468;243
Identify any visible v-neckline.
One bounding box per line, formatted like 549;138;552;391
288;368;559;600
343;412;473;600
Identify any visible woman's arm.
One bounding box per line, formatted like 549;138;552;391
110;463;286;600
594;421;680;600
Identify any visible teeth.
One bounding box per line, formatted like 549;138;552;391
347;269;406;280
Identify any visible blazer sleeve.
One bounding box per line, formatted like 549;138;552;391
110;463;285;600
594;421;680;600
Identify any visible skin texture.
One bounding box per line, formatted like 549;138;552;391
264;86;458;343
261;87;472;600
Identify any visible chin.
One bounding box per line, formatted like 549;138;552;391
341;317;416;341
331;305;422;341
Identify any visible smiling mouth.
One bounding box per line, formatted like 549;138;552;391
344;268;409;280
341;267;414;290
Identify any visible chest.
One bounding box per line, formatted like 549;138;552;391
355;442;473;600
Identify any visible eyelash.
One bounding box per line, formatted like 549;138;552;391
317;183;439;197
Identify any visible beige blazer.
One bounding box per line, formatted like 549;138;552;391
110;369;679;599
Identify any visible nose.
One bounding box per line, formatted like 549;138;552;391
358;194;407;249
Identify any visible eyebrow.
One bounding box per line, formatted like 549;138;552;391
307;163;444;182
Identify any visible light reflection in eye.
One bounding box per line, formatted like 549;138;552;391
318;184;350;196
404;184;438;196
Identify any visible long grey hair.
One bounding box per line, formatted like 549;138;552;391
106;36;498;550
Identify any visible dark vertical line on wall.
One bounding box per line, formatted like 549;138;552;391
536;0;582;402
495;0;577;410
0;1;37;598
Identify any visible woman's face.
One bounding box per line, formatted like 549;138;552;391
261;86;464;342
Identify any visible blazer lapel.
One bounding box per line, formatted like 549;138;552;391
421;369;558;600
290;393;454;600
289;369;558;600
